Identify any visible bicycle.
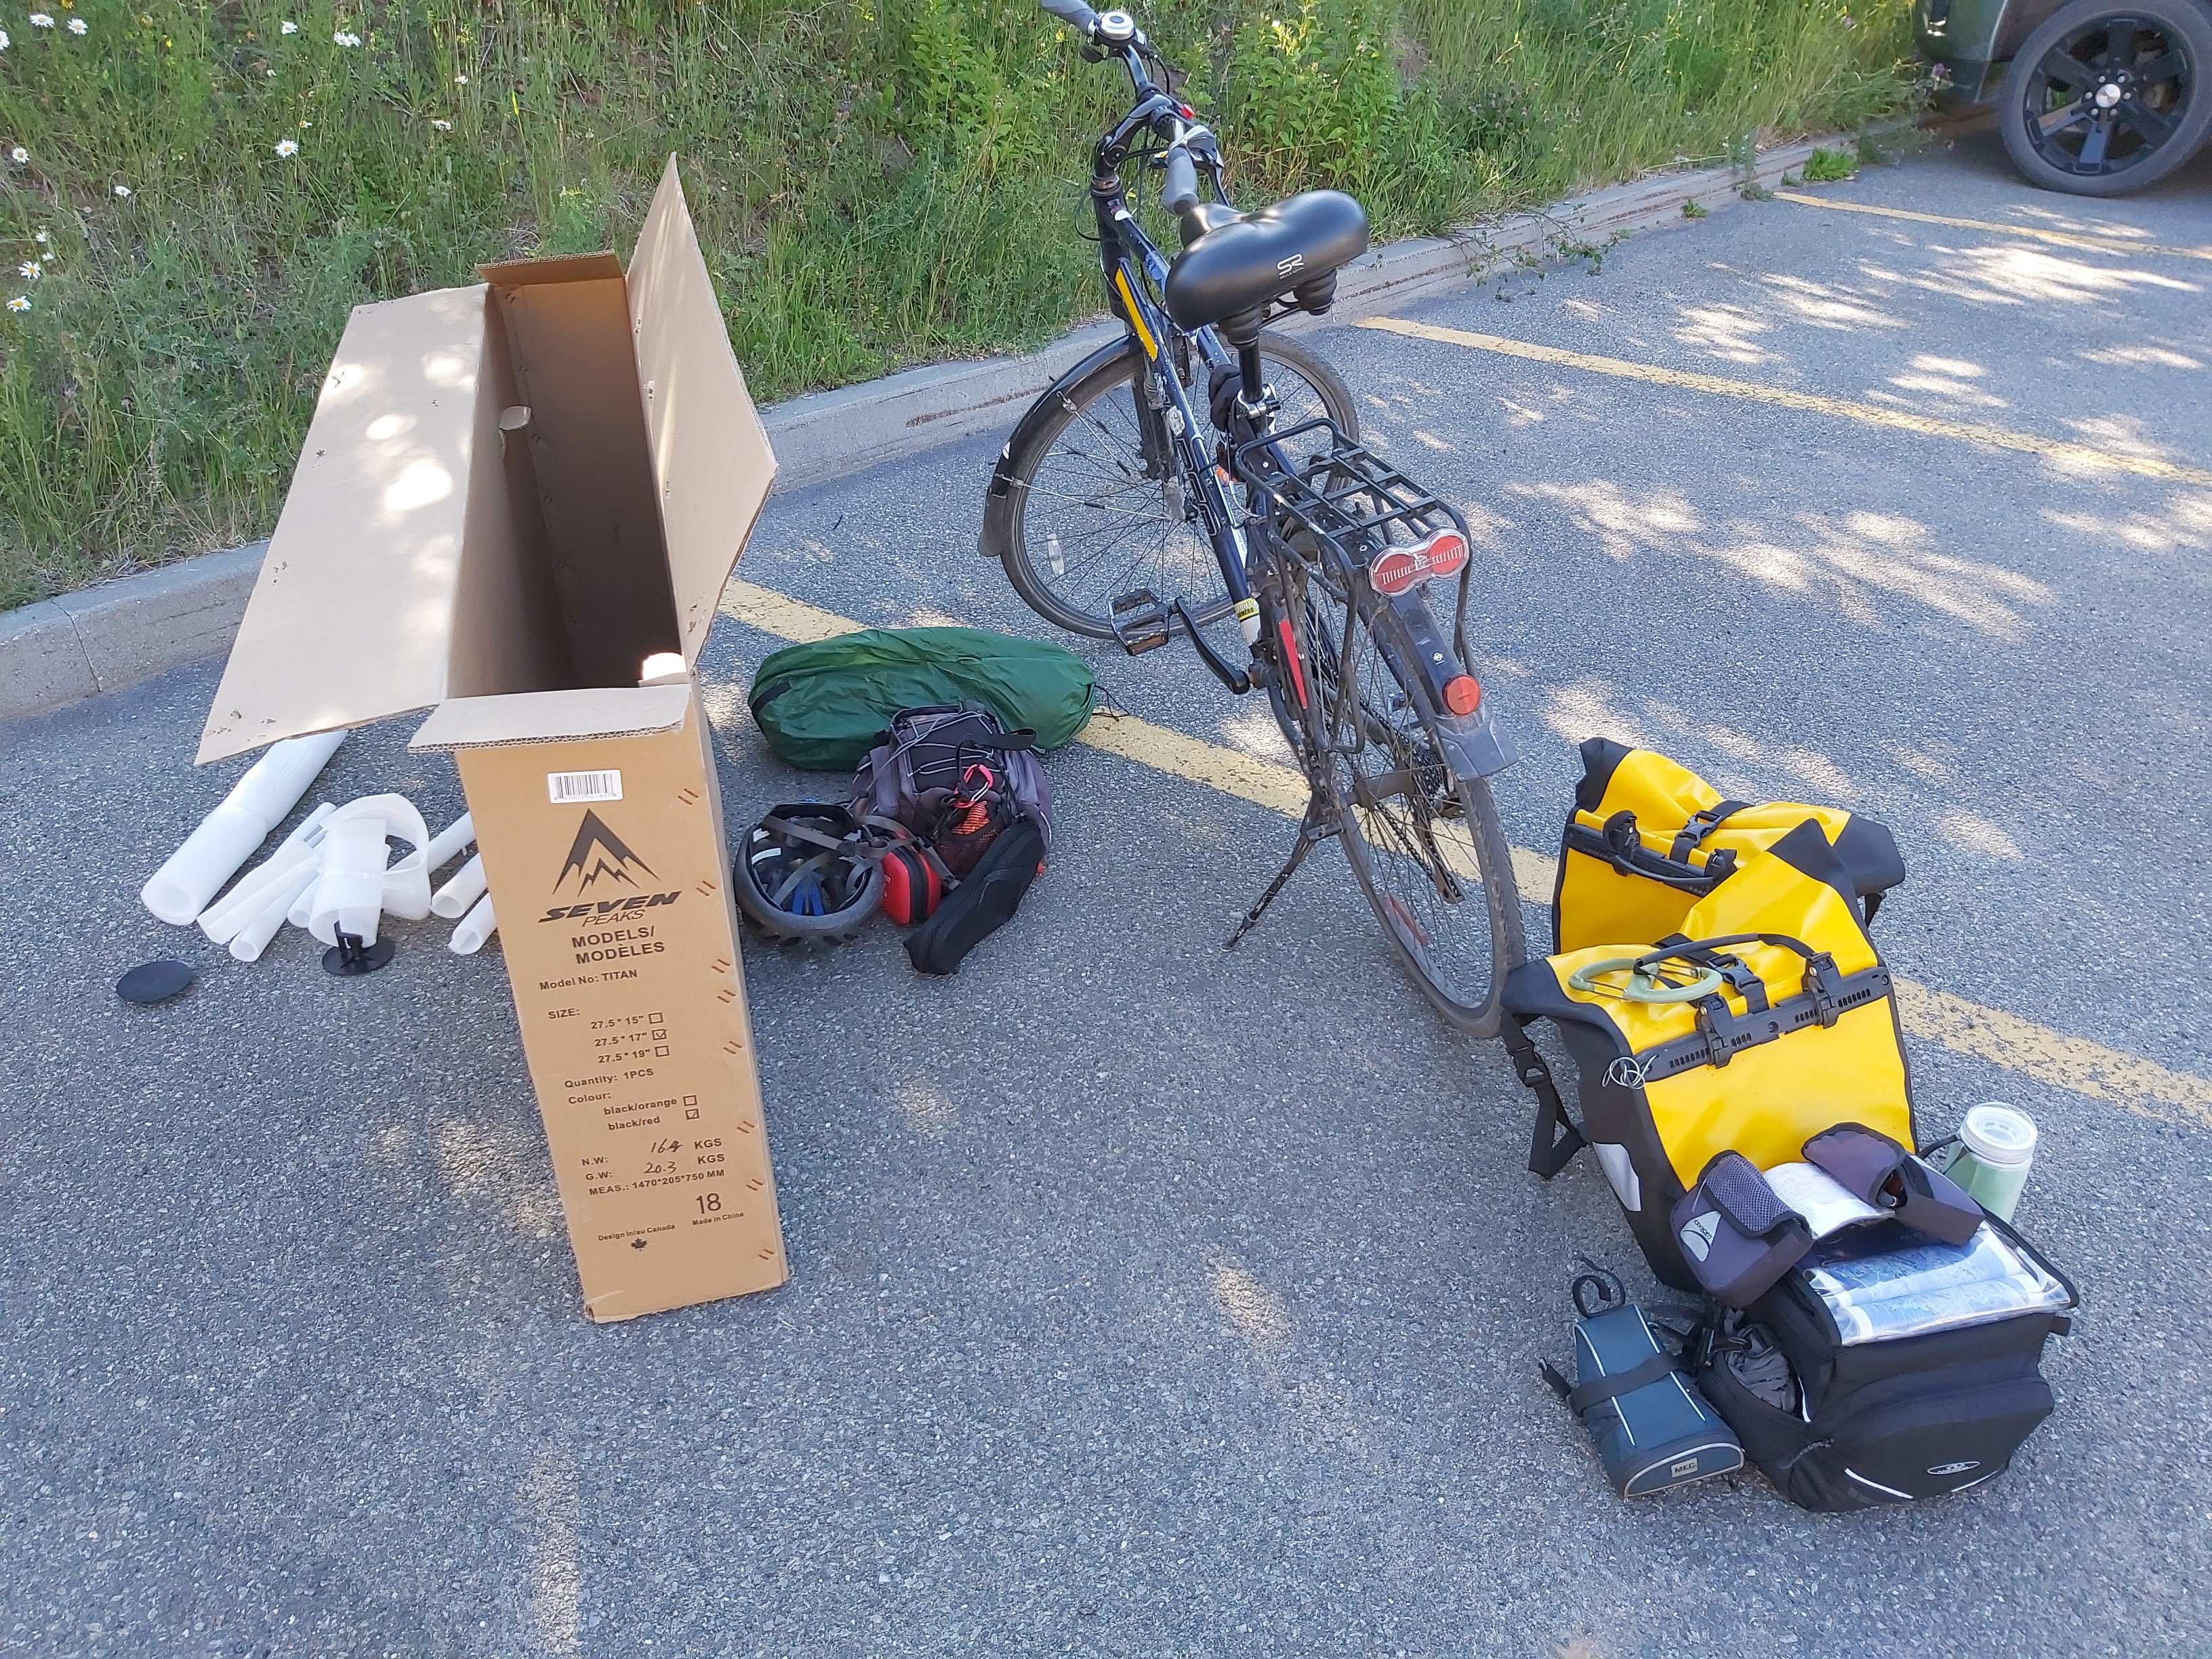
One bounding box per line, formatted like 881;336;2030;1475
980;1;1528;1033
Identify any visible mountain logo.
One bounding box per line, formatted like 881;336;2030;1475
555;810;657;895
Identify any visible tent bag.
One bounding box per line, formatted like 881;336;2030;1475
1502;821;1917;1292
1553;738;1904;954
750;626;1097;773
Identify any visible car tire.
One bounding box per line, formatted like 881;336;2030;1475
1998;0;2212;196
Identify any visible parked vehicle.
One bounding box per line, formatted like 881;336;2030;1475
981;1;1525;1032
1919;0;2212;194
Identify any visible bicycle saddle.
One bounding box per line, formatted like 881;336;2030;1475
1162;190;1369;341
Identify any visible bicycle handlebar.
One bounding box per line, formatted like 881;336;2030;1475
1038;0;1101;33
1159;146;1200;216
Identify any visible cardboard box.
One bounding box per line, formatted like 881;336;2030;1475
197;159;787;1321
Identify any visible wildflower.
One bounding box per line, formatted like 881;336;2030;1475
16;262;37;280
7;295;28;312
9;146;26;164
113;183;131;197
430;119;452;131
29;13;54;28
0;29;10;49
67;15;86;33
455;73;468;84
332;29;360;46
265;65;275;77
35;230;49;243
281;19;297;33
274;138;299;158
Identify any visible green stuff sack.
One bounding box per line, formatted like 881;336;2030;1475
748;627;1097;773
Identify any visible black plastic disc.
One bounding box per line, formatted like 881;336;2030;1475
117;959;196;1006
322;935;396;978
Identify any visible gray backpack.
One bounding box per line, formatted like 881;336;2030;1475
849;704;1054;860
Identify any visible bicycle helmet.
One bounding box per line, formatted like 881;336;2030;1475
733;803;882;943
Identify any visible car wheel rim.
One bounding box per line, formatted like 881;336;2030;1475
2022;15;2194;176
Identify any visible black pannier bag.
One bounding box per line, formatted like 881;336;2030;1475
1553;738;1905;954
1694;1214;2076;1512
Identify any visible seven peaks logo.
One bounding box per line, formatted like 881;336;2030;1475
556;810;657;895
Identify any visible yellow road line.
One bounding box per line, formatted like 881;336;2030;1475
1772;190;2212;264
1355;314;2212;488
720;579;2211;1130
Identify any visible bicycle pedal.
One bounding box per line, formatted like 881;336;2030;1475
1109;588;1171;655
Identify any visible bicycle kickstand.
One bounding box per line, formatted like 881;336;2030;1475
1223;801;1333;950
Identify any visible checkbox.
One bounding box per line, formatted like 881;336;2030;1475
682;1094;697;1106
649;1012;663;1023
654;1044;670;1057
651;1029;667;1042
684;1108;700;1120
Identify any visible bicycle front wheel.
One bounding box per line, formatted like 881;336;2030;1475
995;331;1357;640
1289;574;1525;1035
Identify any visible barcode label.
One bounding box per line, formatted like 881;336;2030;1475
548;769;622;804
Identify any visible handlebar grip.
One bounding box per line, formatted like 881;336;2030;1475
1160;147;1200;216
1038;0;1101;32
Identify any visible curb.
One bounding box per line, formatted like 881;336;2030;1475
1;120;1969;722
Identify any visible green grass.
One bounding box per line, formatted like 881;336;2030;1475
0;0;1918;607
1802;144;1864;180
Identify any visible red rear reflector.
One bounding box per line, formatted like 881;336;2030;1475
1368;529;1469;597
1443;675;1482;716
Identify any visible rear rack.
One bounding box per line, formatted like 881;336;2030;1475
1231;416;1461;560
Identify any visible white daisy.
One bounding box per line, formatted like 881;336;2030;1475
9;146;26;164
0;29;11;49
28;13;54;28
455;73;468;84
332;29;360;46
16;262;37;279
274;138;299;158
430;119;451;131
7;295;28;312
113;184;131;197
35;230;48;244
281;19;297;33
66;15;86;33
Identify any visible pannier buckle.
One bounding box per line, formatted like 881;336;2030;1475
1803;953;1846;1028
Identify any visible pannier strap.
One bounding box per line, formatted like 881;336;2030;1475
1580;815;1736;893
1647;960;1891;1078
1504;1017;1585;1179
1667;800;1750;863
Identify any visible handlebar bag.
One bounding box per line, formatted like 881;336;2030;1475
1553;738;1904;954
1503;821;1917;1292
1694;1212;2076;1511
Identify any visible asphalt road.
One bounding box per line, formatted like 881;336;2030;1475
4;131;2209;1657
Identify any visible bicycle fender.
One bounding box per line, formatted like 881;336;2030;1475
1384;591;1518;780
978;337;1147;557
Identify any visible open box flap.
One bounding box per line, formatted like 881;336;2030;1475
197;285;491;765
629;157;777;668
411;682;693;752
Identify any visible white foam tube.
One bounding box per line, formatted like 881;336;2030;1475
422;812;475;875
449;893;497;955
195;802;337;943
228;865;320;963
141;730;346;924
431;853;487;920
306;794;429;946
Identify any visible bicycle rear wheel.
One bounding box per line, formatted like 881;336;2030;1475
993;332;1357;640
1284;561;1524;1034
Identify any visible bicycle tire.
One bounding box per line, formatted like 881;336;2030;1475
1288;573;1525;1035
996;331;1359;640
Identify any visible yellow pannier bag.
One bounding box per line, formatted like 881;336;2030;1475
1501;821;1917;1293
1553;739;1904;954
